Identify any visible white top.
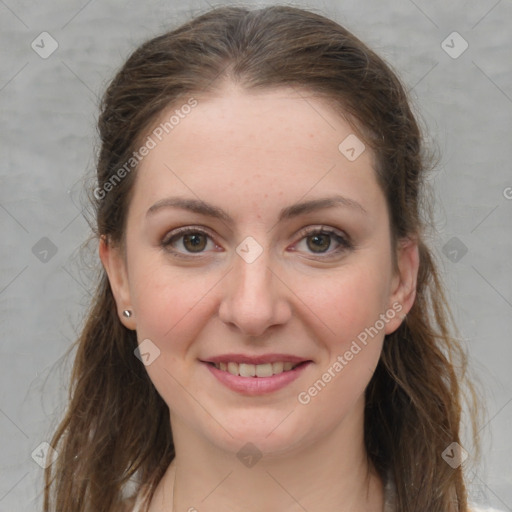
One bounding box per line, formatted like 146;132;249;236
472;509;505;512
129;486;502;512
130;487;146;512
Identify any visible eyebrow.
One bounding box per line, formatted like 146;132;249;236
146;195;367;224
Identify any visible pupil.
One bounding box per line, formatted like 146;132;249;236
308;234;330;252
184;234;206;252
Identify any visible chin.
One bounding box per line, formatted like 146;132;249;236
198;411;318;459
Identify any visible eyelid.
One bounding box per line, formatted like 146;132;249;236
161;224;352;258
294;225;351;243
290;225;352;256
161;225;222;259
161;225;215;245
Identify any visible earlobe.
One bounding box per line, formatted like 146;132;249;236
385;238;420;335
98;236;136;330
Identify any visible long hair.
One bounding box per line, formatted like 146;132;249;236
43;6;479;511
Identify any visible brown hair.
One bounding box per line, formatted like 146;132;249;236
43;5;479;511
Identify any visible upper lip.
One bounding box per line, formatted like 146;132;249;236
201;354;311;365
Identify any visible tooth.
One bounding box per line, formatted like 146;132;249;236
227;362;239;376
272;362;284;374
256;363;273;377
218;361;300;376
239;363;256;377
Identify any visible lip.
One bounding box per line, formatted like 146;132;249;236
201;359;312;396
202;353;309;365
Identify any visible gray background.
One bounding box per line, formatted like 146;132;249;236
1;0;511;510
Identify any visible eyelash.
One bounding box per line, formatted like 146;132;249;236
161;225;352;259
161;226;219;259
294;226;352;257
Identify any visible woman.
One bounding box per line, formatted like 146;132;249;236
43;5;490;511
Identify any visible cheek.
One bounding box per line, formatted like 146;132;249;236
128;259;220;409
130;261;215;347
300;261;393;345
294;269;389;415
294;259;392;383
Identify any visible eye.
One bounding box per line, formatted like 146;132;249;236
292;226;352;257
161;225;352;259
161;226;220;257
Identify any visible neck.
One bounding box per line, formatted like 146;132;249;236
149;400;384;511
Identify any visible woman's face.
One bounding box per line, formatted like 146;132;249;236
101;84;418;456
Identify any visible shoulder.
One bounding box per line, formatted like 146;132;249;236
123;484;151;512
117;496;138;512
114;497;135;512
470;506;506;512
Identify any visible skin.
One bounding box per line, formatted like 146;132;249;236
100;83;419;512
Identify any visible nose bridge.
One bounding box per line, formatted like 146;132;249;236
218;242;290;336
236;247;272;298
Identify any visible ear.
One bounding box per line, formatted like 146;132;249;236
99;235;136;330
384;237;420;335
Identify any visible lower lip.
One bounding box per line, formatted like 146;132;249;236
202;361;311;395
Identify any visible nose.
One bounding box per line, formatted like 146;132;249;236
218;247;292;338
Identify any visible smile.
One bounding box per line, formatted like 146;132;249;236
202;358;312;395
211;361;303;377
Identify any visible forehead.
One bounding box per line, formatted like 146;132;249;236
129;85;383;221
153;84;357;162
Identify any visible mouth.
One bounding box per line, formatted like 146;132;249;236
205;360;308;377
200;354;312;395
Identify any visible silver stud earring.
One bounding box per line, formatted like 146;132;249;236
123;310;132;318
